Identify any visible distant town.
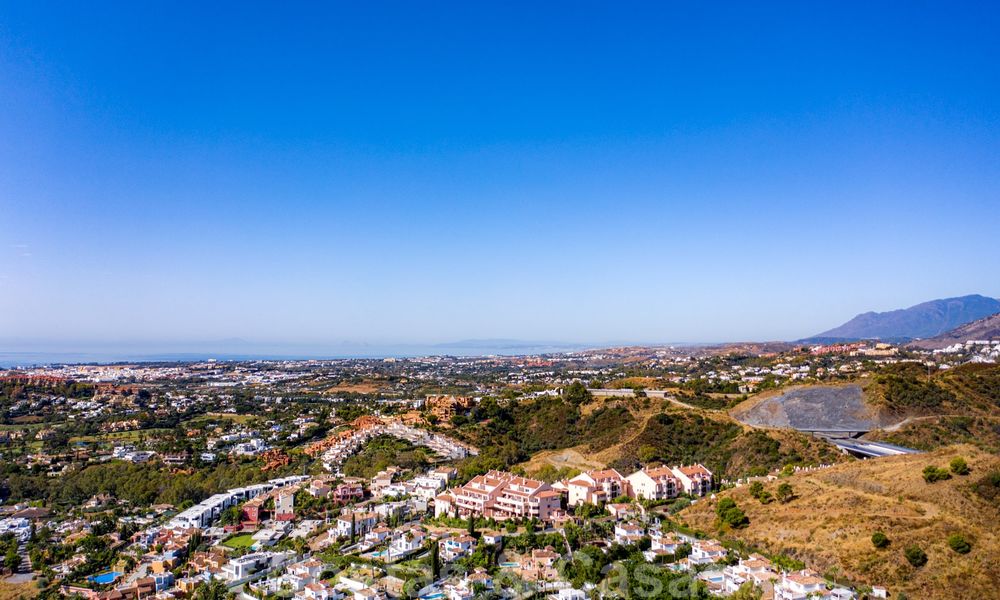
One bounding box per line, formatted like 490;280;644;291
2;324;998;600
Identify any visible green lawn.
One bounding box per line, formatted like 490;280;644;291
69;428;171;444
221;534;255;549
183;413;260;427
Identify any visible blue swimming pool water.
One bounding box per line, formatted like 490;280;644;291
421;593;445;600
89;571;122;585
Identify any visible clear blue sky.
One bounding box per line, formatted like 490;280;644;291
2;2;999;351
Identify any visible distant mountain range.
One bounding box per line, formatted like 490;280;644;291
804;294;1000;342
907;312;1000;349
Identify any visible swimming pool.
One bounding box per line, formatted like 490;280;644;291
89;571;122;585
500;562;519;568
421;593;445;600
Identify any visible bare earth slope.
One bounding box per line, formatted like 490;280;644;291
679;445;1000;600
731;384;894;431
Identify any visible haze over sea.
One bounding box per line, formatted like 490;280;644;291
0;340;602;367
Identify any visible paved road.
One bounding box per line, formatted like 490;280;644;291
823;437;920;458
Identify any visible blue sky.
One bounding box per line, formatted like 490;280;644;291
2;2;999;351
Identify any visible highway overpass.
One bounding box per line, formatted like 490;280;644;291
822;437;921;459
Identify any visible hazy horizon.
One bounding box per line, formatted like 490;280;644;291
3;3;999;347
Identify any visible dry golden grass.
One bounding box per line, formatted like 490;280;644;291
520;447;607;473
325;380;384;394
0;581;34;600
679;444;1000;600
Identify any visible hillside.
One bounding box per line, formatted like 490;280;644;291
866;362;1000;417
473;392;851;481
908;312;1000;350
0;581;34;600
730;383;892;431
601;408;846;477
678;445;1000;600
806;294;1000;342
865;415;1000;454
730;363;1000;439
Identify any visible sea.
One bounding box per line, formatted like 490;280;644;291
0;341;593;368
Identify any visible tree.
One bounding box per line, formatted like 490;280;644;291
716;497;749;529
575;502;603;520
467;513;476;537
430;543;441;580
193;577;230;600
871;531;890;549
563;381;592;405
729;582;763;600
219;506;240;526
748;481;764;500
4;547;18;572
638;445;659;464
350;513;357;544
947;533;971;554
950;457;970;476
776;482;794;504
904;545;927;568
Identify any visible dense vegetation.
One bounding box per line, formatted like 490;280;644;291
611;412;840;478
1;460;273;507
454;387;634;463
341;435;430;479
0;379;96;424
940;363;1000;409
871;363;956;414
868;415;1000;453
869;362;1000;417
0;379;95;403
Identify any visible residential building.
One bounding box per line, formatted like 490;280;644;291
614;521;644;545
275;489;295;521
440;535;476;561
435;470;562;522
671;465;713;496
626;466;680;501
566;469;629;506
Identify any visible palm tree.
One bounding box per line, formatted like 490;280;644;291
193;577;230;600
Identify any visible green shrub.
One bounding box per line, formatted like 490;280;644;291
871;531;889;549
904;545;927;567
716;497;749;529
947;533;971;554
922;465;951;483
972;469;1000;503
950;457;970;475
776;482;794;503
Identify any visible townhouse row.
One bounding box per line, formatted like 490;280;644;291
562;464;713;506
